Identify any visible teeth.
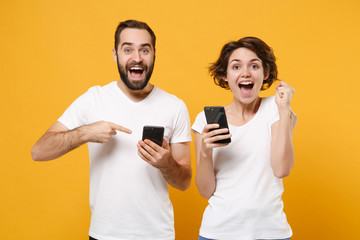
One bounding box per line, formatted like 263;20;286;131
239;82;253;85
130;67;143;71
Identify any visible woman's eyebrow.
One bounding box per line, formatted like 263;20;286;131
230;58;261;63
249;58;261;62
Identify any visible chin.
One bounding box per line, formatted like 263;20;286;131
237;95;260;105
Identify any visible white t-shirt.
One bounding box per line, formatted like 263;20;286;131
58;81;191;240
192;96;296;240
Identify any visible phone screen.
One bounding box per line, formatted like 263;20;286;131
142;126;164;146
204;106;231;143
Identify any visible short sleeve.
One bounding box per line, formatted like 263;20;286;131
57;88;94;130
269;97;280;126
191;111;207;134
269;96;297;127
170;100;192;143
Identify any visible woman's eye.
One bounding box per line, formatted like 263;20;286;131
251;64;259;69
232;65;239;70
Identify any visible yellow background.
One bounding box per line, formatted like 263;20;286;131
1;0;359;239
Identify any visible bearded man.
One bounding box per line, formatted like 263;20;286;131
31;19;192;240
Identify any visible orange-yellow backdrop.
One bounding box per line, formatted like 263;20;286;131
1;0;359;239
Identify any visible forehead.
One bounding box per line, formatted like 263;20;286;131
118;28;152;48
229;47;260;62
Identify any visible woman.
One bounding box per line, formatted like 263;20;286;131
192;37;297;240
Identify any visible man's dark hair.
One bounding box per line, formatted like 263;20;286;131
209;37;278;90
114;19;156;51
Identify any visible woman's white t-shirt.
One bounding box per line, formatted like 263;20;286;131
192;96;296;240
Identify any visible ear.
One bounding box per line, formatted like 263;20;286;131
264;73;269;81
112;48;117;63
263;67;270;80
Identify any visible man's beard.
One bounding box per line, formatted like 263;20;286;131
117;58;154;91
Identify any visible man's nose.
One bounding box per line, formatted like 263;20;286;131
132;51;142;62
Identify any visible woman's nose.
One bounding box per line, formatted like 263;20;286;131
240;68;250;77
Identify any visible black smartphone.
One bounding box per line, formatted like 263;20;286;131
204;106;231;143
142;125;164;147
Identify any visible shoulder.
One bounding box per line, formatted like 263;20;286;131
153;86;188;107
87;81;117;95
261;95;276;106
195;110;206;121
191;110;206;133
155;86;182;99
75;81;120;102
260;96;278;113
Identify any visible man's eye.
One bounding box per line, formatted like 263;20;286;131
124;49;131;53
142;49;149;54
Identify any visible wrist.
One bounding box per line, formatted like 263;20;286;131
76;125;89;143
278;108;291;118
200;149;213;160
158;156;178;174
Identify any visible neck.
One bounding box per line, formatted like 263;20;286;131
225;97;262;126
117;80;154;102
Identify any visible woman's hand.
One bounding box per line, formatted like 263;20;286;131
275;81;295;110
200;123;231;157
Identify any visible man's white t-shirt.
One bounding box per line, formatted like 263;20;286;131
192;96;296;240
58;81;191;240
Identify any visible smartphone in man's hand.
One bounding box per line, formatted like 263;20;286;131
142;126;164;147
204;106;231;143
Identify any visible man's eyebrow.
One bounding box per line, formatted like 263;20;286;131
230;58;261;63
121;42;133;48
120;42;152;48
140;43;152;48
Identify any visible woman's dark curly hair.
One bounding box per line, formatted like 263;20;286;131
209;37;278;90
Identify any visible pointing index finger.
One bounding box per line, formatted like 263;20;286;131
109;122;132;134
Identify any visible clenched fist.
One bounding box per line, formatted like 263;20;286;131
275;81;295;110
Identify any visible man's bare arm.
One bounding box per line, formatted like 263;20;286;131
32;121;131;161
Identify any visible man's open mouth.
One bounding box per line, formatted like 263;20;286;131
129;66;144;77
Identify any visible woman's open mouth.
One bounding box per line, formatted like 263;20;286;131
238;81;254;96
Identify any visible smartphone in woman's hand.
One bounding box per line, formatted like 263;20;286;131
204;106;231;143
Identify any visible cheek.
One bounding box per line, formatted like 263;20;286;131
225;71;237;82
120;57;130;67
253;71;265;82
227;79;239;92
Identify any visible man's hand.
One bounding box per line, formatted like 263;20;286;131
137;139;171;169
83;121;132;143
137;139;192;191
